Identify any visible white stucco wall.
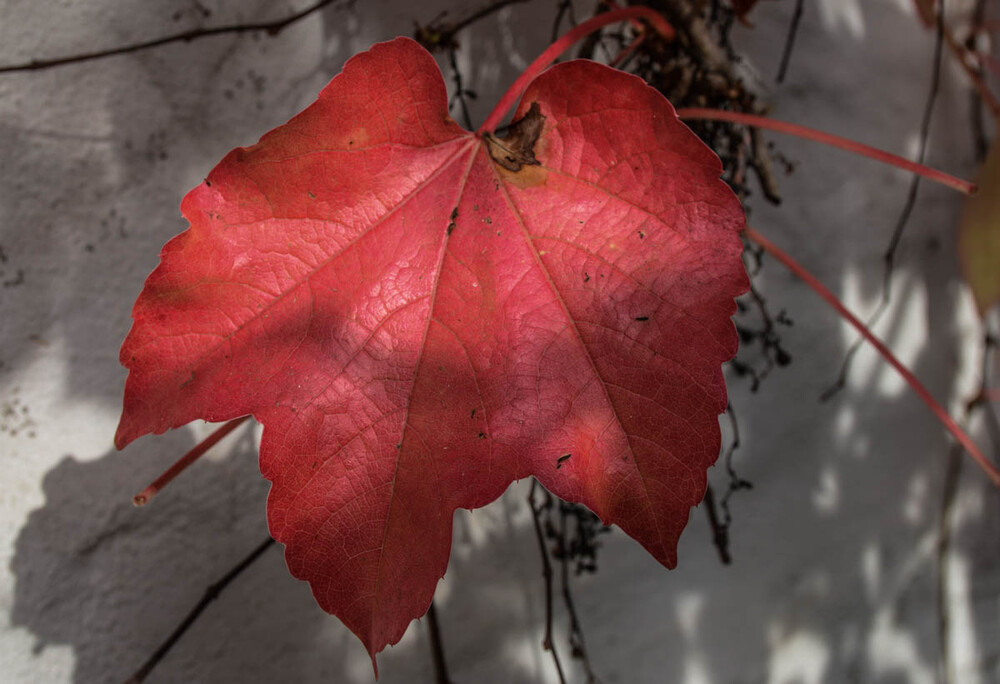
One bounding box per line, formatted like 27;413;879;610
1;1;997;682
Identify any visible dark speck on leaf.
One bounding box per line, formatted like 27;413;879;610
556;453;572;469
478;432;486;439
584;272;590;282
635;316;649;322
470;408;476;419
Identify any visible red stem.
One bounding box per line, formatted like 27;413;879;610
610;32;646;68
744;226;1000;488
132;415;251;506
479;7;673;134
677;108;977;195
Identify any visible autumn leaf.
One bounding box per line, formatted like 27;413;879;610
115;37;748;661
959;136;1000;315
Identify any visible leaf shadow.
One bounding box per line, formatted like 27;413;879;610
8;423;352;683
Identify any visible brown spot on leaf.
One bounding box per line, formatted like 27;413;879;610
485;102;545;172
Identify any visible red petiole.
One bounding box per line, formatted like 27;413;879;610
676;108;977;195
132;415;250;505
745;226;1000;488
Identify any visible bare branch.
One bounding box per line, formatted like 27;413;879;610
414;0;533;52
0;0;350;75
821;7;944;401
529;480;568;684
124;537;276;684
426;601;454;684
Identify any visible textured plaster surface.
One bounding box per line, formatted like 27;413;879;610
1;1;998;682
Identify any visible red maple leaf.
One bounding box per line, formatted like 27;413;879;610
115;37;748;660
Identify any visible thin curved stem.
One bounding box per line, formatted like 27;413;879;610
744;226;1000;487
0;0;346;74
676;108;977;195
479;6;674;133
132;416;251;506
528;480;567;684
942;20;1000;117
776;0;805;83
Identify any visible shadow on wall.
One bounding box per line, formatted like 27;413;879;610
8;425;292;684
8;423;576;683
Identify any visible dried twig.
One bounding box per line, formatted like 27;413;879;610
414;0;533;52
0;0;350;74
528;480;568;684
936;329;1000;683
558;505;599;683
821;7;944;401
702;484;731;564
776;0;804;83
703;403;752;564
426;601;454;684
936;442;963;684
968;0;991;161
551;0;579;45
447;46;475;131
124;537;277;684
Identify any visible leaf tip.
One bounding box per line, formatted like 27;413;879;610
113;421;133;451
